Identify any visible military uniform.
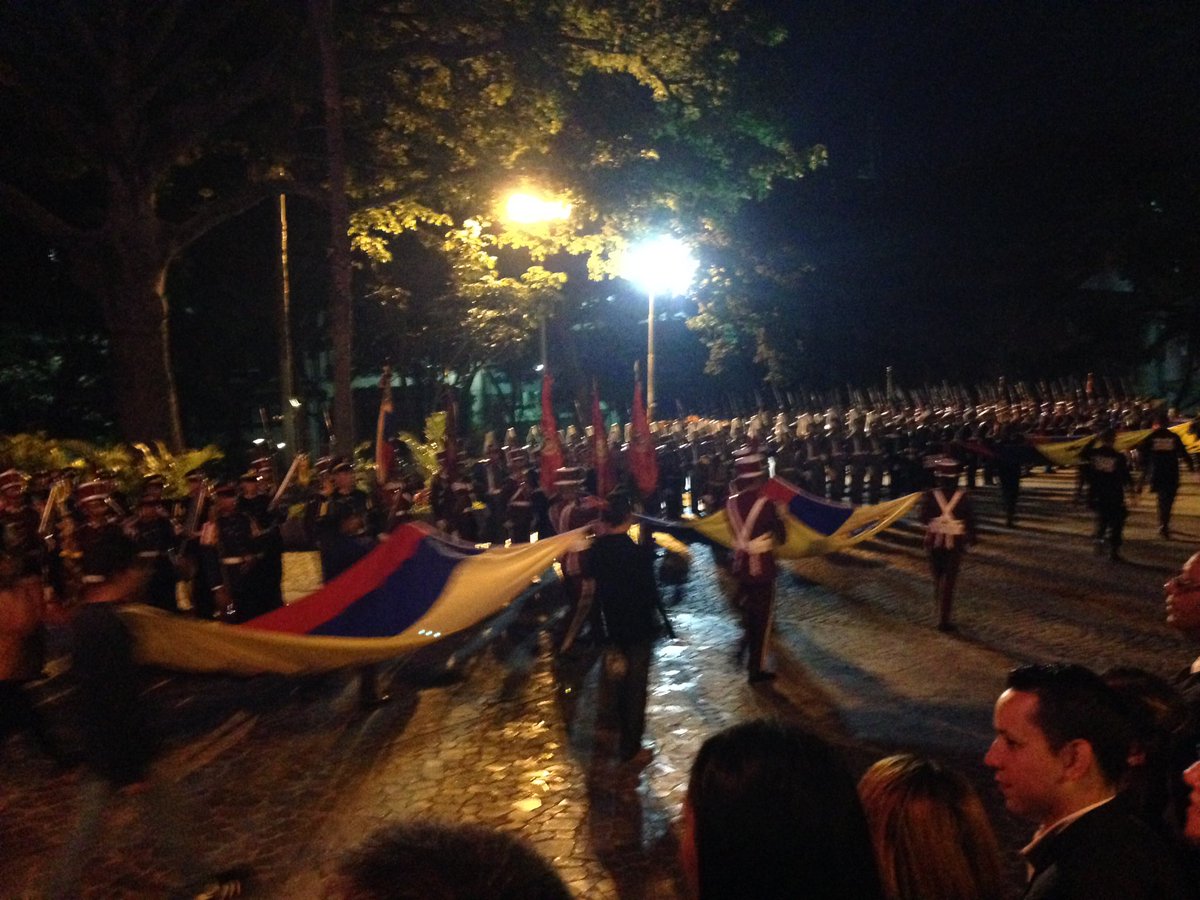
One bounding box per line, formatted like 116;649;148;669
127;500;180;612
200;485;265;621
552;468;603;653
726;449;785;681
316;464;376;582
0;471;41;578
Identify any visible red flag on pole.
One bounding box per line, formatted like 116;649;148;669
591;382;614;499
629;376;658;497
540;371;564;496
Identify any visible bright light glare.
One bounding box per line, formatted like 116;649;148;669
252;438;266;445
289;397;301;408
621;236;697;297
276;442;286;449
504;192;572;225
534;363;545;372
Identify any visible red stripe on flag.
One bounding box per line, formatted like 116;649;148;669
240;523;429;633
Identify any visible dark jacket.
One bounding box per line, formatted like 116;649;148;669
1023;795;1194;900
591;530;660;647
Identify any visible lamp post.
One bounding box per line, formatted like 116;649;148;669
620;235;697;418
501;190;572;370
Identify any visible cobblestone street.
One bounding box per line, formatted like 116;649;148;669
3;470;1198;899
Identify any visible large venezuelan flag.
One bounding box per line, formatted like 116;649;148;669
687;478;920;559
118;523;586;676
1033;422;1200;467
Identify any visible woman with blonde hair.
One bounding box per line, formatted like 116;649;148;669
858;754;1004;900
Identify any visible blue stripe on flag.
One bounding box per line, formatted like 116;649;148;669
785;492;855;536
311;536;472;638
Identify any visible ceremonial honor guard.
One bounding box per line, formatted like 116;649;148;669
73;480;134;595
553;466;602;653
474;433;508;544
503;448;534;543
200;481;264;622
126;492;180;612
725;447;785;682
316;459;376;581
238;469;285;614
0;469;41;577
918;457;977;632
174;469;210;615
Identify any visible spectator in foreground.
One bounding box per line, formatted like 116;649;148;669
680;719;884;900
1101;666;1195;845
331;820;571;900
984;663;1192;899
858;754;1004;900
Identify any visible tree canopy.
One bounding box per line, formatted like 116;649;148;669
0;0;819;446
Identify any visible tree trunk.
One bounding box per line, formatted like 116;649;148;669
73;187;185;450
310;0;355;458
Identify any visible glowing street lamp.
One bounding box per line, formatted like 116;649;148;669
503;192;572;225
500;190;573;368
620;235;697;418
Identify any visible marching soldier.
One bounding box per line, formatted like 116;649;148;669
126;495;180;612
726;447;785;682
474;434;508;544
316;459;376;581
552;466;603;653
238;470;285;614
918;457;978;632
174;469;210;615
503;448;535;543
0;470;41;577
73;480;134;596
200;482;264;622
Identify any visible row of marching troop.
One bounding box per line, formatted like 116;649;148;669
1;380;1196;627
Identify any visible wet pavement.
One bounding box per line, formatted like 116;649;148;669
3;469;1199;898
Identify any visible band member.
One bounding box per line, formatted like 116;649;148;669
726;447;785;682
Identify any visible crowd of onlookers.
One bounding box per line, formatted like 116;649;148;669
326;551;1200;899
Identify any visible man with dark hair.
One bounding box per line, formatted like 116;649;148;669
333;820;571;900
984;663;1191;899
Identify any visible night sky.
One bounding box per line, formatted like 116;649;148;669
2;2;1198;440
744;1;1199;386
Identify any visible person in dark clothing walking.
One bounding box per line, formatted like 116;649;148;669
1138;414;1196;539
45;545;250;899
591;490;661;763
993;426;1026;528
1087;428;1135;562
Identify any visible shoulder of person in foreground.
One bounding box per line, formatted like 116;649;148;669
331;819;572;900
